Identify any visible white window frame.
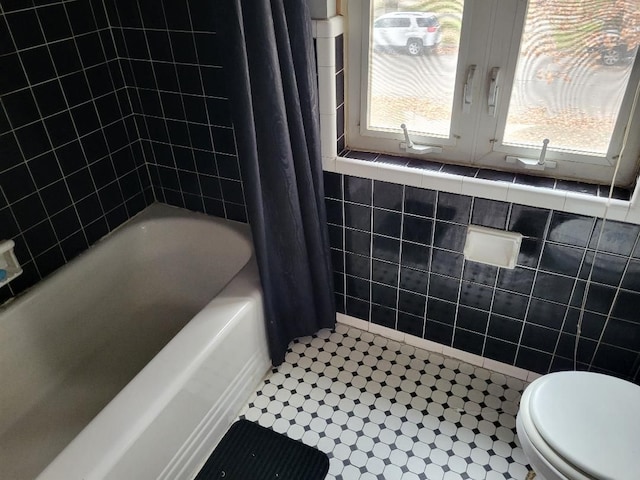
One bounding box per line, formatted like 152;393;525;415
346;0;640;186
311;9;640;226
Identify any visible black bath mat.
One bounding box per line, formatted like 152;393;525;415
195;419;329;480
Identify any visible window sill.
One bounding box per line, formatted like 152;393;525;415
323;153;640;225
312;15;640;226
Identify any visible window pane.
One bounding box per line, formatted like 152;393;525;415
367;1;464;138
503;0;640;156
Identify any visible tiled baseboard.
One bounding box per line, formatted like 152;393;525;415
337;313;542;383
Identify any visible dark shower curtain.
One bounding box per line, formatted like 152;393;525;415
214;1;336;365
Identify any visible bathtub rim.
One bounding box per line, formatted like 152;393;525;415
0;202;253;312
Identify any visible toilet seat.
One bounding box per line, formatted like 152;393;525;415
519;372;640;480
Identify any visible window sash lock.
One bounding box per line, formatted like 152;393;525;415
400;124;443;154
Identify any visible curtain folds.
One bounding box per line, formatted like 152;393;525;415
214;0;336;365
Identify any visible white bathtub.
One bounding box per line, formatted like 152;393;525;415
0;203;271;480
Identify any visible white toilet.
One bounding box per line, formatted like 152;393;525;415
516;371;640;480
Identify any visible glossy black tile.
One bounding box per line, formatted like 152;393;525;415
50;206;81;240
346;274;370;301
555;333;597;364
555;180;598;195
66;0;98;34
611;289;640;322
373;180;403;210
436;192;471;224
621;259;640;291
345;296;370;321
45;111;76;148
579;251;626;286
398;289;426;317
335;34;344;72
372;259;399;286
515;346;552;373
488;314;523;343
0;54;28;94
463;262;498;286
400;241;430;271
374;208;402;238
15;121;51;160
509;204;550;238
20;46;56;85
601;318;640;351
336;70;344;106
476;169;515;183
34;80;68;118
344;176;372;204
562;309;606;340
342;150;379;161
402;215;433;245
571;281;616;314
441;164;477;177
406;158;442;171
526;298;566;329
11;193;47;231
471;198;509;229
0;164;36;203
372;234;399;263
345;228;370;256
591;344;637;377
547;212;595;247
330;249;344;273
404;186;436;217
397;311;424;338
425;319;453;346
492;289;528;320
453;328;484;355
3;88;40;128
459;281;492;311
428;273;460;303
371;282;397;308
375;154;410;167
521;323;558;353
496;266;535;295
431;248;463;278
540;243;584;277
344;203;371;231
77;32;106;67
371;303;397;329
345;252;369;279
0;15;12;57
456;306;489;334
399;266;428;294
483;337;517;364
433;221;466;252
589;219;640;256
6;10;44;49
514;173;555;188
534;269;578;305
426;298;456;326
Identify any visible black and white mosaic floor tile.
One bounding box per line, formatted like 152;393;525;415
239;324;532;480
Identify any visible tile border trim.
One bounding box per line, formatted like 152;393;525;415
337;312;542;383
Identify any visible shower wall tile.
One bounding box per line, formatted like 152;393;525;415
325;171;640;384
0;0;151;302
109;0;246;223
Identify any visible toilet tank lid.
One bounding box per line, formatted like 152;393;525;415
529;371;640;480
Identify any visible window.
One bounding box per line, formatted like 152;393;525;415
346;0;640;186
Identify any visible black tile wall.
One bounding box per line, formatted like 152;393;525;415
0;0;151;302
108;0;246;222
326;172;640;383
1;0;247;303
